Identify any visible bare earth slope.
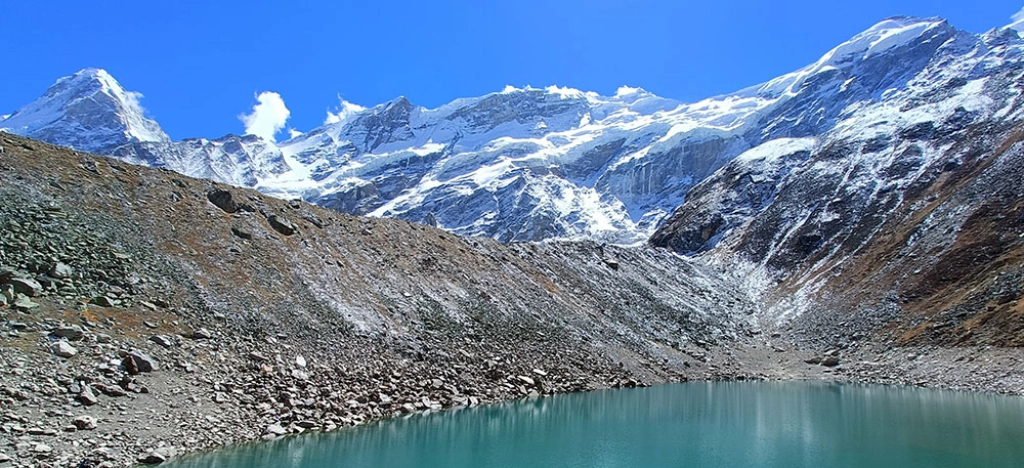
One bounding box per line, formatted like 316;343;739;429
1;133;1023;467
0;134;753;467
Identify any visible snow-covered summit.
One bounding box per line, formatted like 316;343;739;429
0;68;169;154
4;17;1022;245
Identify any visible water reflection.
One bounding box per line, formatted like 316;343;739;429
167;382;1024;468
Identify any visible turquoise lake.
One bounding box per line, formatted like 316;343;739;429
165;381;1024;467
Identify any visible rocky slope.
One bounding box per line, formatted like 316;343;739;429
1;130;1023;467
651;26;1024;351
0;133;755;467
9;19;1022;246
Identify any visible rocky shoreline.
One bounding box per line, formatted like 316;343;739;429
2;306;1023;468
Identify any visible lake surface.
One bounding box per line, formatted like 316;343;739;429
166;381;1024;468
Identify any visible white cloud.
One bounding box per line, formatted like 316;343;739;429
1006;6;1024;32
239;91;290;142
324;96;366;126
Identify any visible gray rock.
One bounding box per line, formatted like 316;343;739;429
267;215;297;236
190;328;213;340
516;375;536;386
78;385;98;406
12;294;38;310
213;392;229;404
602;257;620;270
207;189;240;213
0;267;16;284
48;262;73;279
32;443;51;454
124;350;158;374
266;424;287;436
230;227;253;240
73;415;97;430
52;325;84;340
295;355;306;368
91;296;115;307
96;333;112;344
821;355;841;367
8;278;42;297
149;335;174;348
27;427;57;436
50;340;78;358
138;451;167;465
95;384;127;397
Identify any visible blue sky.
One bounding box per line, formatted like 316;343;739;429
2;1;1022;141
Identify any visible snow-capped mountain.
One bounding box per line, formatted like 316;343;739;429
0;68;169;153
114;135;290;188
651;23;1024;331
3;17;1022;246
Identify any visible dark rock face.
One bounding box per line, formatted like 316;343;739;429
208;189;240;213
267;215;297;236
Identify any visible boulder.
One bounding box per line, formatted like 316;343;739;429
267;215;297;236
0;266;17;283
78;385;98;406
48;262;73;279
12;294;39;310
207;189;239;213
821;355;841;367
124;350;158;374
9;278;42;297
149;335;175;348
95;384;127;398
266;424;287;436
73;415;97;430
230;227;252;240
190;328;213;340
602;257;620;270
50;341;78;358
138;451;167;465
52;325;84;340
91;296;115;308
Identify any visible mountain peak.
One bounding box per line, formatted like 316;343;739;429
0;68;169;154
